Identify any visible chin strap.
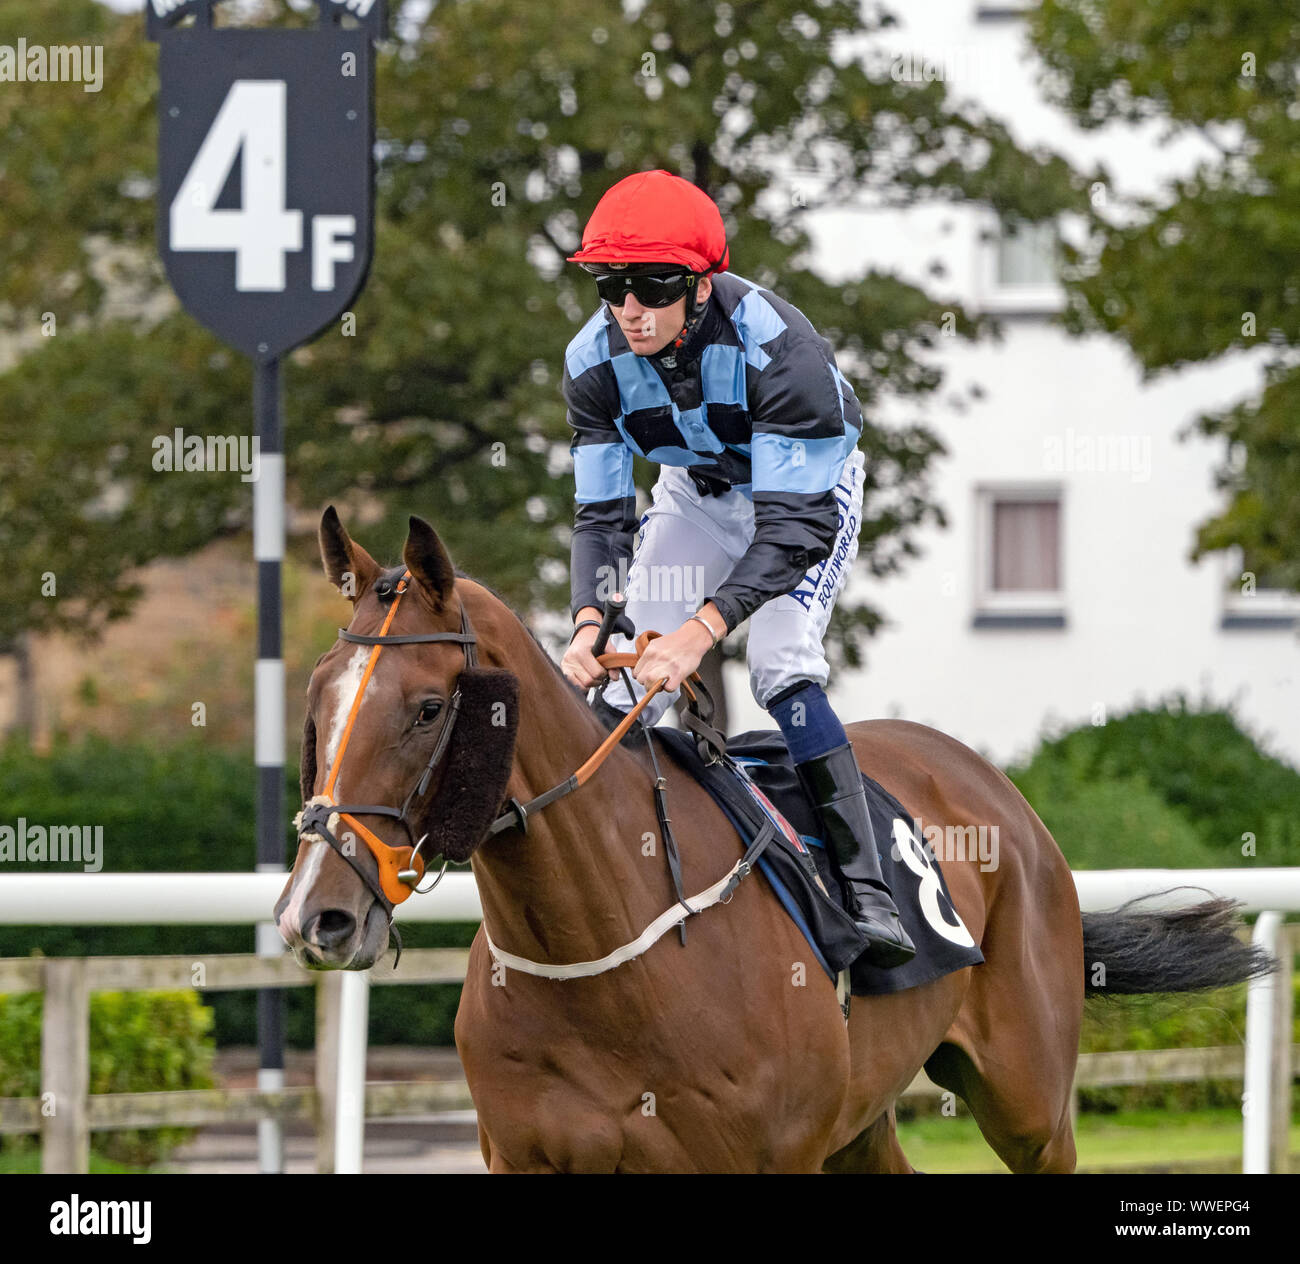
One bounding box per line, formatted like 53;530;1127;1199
670;301;703;352
658;284;710;362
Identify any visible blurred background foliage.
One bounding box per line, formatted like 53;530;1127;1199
0;0;1090;666
1030;0;1300;590
1006;693;1300;868
0;988;214;1163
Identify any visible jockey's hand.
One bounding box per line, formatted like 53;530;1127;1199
633;618;714;694
561;612;607;690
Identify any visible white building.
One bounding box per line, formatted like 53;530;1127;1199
726;1;1300;769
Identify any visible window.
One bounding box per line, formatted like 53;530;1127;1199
996;222;1057;287
974;3;1037;20
979;219;1063;315
1221;548;1300;630
992;499;1060;589
974;485;1066;627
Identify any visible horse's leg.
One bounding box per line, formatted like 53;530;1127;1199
822;1108;915;1173
827;973;967;1162
925;865;1083;1174
926;1038;1077;1173
828;720;1086;1174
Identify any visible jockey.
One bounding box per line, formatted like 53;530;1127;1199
559;170;914;969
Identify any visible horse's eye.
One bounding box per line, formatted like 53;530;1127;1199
415;700;443;727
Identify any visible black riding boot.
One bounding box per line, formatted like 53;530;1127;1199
795;743;916;969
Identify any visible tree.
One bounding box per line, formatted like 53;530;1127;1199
1;0;1086;684
0;2;242;646
1028;0;1300;590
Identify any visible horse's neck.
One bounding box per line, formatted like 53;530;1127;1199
469;611;674;966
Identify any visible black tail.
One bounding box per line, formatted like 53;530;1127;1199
1082;894;1275;997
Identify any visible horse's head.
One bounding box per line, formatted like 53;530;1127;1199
275;507;519;969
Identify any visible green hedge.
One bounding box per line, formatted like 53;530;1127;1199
1007;695;1300;868
0;734;472;1046
0;988;214;1166
1077;975;1300;1113
897;972;1299;1120
1008;772;1220;871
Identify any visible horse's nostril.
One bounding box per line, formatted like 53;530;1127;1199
307;909;357;949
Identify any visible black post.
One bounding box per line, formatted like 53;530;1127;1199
254;356;285;1172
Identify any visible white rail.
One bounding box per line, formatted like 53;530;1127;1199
2;868;1297;924
334;972;370;1176
1243;912;1289;1174
1074;869;1300;913
0;868;1295;1173
0;871;484;924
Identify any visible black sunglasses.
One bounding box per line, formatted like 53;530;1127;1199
593;271;697;308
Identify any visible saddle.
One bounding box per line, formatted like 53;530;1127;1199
589;695;984;998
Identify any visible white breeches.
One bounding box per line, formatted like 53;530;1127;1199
603;448;865;723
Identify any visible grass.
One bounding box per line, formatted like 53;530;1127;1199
897;1107;1300;1173
0;1148;145;1175
2;1108;1294;1174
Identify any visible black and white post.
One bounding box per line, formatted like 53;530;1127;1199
253;357;285;1171
149;0;386;1173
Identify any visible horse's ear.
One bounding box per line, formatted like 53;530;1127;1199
403;516;456;610
319;505;382;602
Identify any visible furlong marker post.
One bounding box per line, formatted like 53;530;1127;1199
148;0;387;1172
254;356;286;1173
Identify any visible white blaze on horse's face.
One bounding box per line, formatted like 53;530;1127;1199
277;838;327;941
276;645;380;965
322;646;371;798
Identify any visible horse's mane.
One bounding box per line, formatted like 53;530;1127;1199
453;568;590;704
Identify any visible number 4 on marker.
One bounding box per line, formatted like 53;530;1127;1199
170;80;355;294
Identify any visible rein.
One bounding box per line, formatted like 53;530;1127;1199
477;643;773;982
296;575;769;976
481;641;680;837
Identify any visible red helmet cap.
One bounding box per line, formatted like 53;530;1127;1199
569;170;729;275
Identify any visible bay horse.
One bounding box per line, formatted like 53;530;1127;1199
276;508;1268;1173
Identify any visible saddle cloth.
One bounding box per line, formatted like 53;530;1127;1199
654;729;984;997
